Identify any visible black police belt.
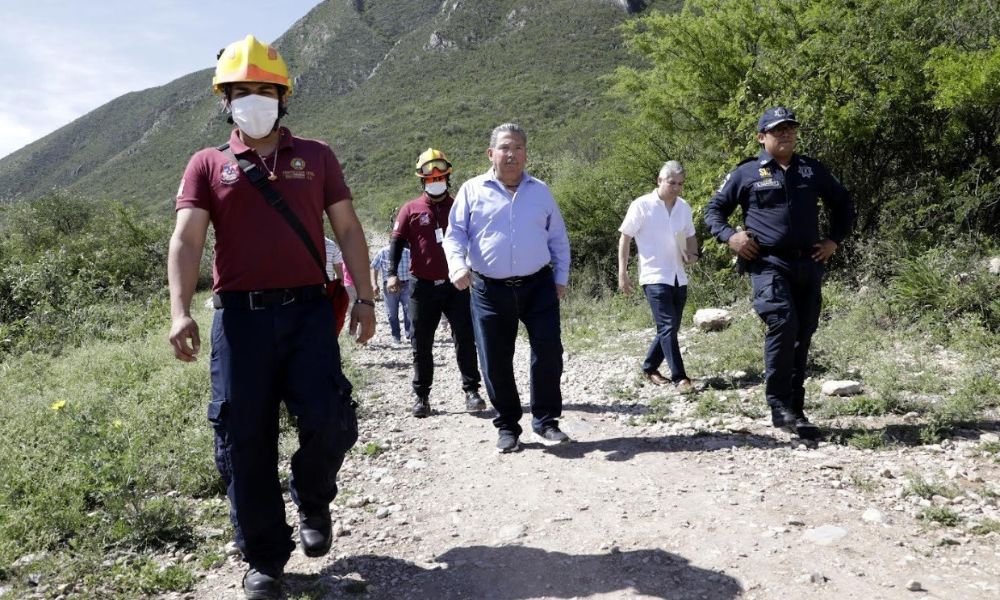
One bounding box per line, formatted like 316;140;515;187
213;284;327;310
473;265;552;287
757;246;811;260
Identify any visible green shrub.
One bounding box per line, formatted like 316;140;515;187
888;246;1000;333
0;193;173;358
827;395;905;417
969;518;1000;535
848;431;889;450
919;506;963;527
904;474;959;500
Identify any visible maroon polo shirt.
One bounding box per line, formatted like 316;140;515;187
176;127;352;292
391;193;452;280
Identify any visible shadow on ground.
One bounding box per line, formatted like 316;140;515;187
283;544;743;600
526;432;786;460
351;358;411;371
825;419;1000;447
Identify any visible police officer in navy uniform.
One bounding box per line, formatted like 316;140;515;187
704;107;855;440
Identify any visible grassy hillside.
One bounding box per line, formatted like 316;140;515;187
0;0;680;223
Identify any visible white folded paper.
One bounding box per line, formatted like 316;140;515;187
674;231;689;262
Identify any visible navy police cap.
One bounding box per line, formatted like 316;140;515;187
758;106;800;132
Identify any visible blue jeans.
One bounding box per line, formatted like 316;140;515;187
642;283;688;382
383;279;412;341
470;267;563;437
208;297;357;575
749;259;823;412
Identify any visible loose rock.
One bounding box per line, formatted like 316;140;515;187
802;525;848;546
821;380;864;396
693;308;732;331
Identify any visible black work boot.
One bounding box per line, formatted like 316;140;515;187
770;405;787;427
791;413;822;440
243;568;281;600
298;509;332;557
773;406;821;440
411;394;431;418
465;390;487;412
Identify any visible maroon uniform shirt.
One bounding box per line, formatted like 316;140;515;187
391;193;453;281
176;127;351;292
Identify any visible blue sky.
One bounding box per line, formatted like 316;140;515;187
0;0;321;159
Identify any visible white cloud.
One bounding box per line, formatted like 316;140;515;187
0;113;41;157
0;0;319;159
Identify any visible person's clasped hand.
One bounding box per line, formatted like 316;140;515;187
728;230;759;260
811;239;838;263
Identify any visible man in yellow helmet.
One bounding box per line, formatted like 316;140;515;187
387;148;485;418
167;35;375;599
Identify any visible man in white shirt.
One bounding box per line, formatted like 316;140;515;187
618;160;698;393
324;237;344;281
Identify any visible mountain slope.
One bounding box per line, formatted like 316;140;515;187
0;0;679;219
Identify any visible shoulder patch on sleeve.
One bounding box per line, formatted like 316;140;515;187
717;172;733;193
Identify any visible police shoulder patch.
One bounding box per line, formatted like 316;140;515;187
717;172;732;193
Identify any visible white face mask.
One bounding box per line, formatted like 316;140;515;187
230;94;279;139
425;181;448;196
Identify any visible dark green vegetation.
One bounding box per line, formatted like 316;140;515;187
1;0;999;597
557;0;1000;302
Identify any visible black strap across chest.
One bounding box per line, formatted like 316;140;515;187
218;142;330;285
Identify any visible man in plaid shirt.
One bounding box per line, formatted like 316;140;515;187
370;243;412;344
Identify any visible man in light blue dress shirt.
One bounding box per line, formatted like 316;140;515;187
443;123;572;453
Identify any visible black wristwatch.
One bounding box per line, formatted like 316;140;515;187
355;298;375;307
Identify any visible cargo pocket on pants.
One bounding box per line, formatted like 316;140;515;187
333;396;359;454
207;398;232;480
330;370;358;454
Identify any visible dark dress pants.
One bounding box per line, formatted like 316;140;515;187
408;278;481;399
749;259;824;413
641;282;689;382
208;297;358;575
469;267;563;437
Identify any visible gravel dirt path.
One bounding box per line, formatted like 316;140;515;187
183;299;1000;600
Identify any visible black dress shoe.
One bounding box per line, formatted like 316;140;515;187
243;568;281;600
298;509;332;557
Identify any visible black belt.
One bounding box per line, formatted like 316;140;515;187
415;276;448;285
213;284;326;310
473;265;551;287
758;247;810;260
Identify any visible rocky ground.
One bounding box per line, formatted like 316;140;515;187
179;303;1000;600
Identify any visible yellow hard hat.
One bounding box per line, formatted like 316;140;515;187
212;35;292;95
415;148;452;178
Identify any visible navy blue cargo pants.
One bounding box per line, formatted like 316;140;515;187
208;296;357;576
748;258;824;414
